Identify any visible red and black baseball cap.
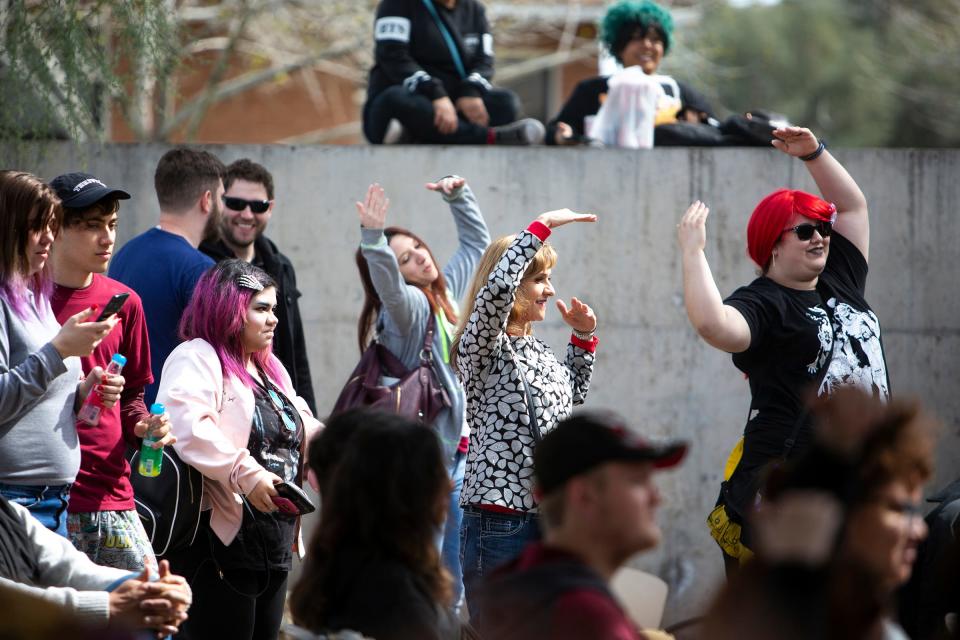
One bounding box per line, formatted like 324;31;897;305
535;410;688;495
49;172;131;209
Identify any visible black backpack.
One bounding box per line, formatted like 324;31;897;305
128;446;204;558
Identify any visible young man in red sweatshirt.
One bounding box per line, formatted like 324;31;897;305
48;172;175;571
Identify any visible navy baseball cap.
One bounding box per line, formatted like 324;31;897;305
49;172;131;209
535;410;688;495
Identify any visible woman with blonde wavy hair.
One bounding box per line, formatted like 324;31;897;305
451;209;599;620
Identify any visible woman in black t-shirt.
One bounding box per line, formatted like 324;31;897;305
676;126;890;574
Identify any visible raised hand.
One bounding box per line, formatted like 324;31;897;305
51;307;119;358
355;183;390;229
432;96;458;135
677;200;710;254
535;208;597;229
556;297;597;333
425;175;466;196
771;126;819;157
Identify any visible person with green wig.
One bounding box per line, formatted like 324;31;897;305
546;0;715;147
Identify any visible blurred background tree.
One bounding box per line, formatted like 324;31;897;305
681;0;960;146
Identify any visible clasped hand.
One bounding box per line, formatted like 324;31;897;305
109;559;191;637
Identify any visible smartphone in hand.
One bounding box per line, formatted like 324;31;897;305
271;481;316;515
95;292;130;321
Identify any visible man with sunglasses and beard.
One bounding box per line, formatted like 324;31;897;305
676;126;890;576
200;159;316;415
110;148;225;405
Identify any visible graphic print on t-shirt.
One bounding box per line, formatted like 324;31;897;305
804;306;833;374
819;299;889;400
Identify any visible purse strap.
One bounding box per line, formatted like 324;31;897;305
421;312;437;359
420;0;467;79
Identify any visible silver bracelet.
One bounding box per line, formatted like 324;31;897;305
573;326;596;341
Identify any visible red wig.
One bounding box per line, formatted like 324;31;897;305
746;188;837;270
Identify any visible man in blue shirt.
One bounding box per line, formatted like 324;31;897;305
110;148;225;404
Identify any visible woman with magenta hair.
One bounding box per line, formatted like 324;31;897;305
0;171;121;536
354;174;490;611
677;126;890;574
157;259;321;640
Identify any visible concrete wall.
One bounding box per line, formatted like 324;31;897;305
5;143;959;625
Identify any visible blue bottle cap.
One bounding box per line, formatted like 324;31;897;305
111;353;127;366
149;402;165;415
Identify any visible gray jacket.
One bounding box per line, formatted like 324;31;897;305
360;184;490;469
0;499;129;624
0;291;83;485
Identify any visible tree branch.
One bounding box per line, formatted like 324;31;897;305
159;37;365;138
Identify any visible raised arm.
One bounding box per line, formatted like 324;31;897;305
426;176;491;299
357;183;430;335
772;126;870;260
677;201;752;353
456;209;596;382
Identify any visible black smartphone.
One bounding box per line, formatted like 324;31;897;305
95;292;130;321
271;481;316;516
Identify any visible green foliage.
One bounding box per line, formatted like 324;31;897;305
0;0;179;142
686;0;960;147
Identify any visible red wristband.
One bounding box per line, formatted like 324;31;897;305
527;220;551;242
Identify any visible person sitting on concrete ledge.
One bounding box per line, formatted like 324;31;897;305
546;0;716;148
363;0;545;145
472;410;687;640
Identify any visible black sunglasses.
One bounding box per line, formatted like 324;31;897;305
782;220;832;241
222;195;272;214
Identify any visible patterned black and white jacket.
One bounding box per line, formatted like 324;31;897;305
456;221;597;512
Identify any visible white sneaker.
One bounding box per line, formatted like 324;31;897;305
492;118;546;145
382;119;406;144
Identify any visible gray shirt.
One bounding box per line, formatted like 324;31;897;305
360;184;490;469
0;290;83;485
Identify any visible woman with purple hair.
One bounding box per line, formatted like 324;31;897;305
156;259;321;640
0;170;121;536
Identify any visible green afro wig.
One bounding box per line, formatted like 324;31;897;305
600;0;674;60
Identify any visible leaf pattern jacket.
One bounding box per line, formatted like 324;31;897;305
456;221;597;512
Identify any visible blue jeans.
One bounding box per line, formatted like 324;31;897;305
441;451;466;611
460;505;541;627
0;483;71;537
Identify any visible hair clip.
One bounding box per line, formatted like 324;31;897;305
237;274;263;291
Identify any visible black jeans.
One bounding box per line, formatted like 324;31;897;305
363;86;520;144
167;518;289;640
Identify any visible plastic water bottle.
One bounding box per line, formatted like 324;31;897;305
77;353;126;426
138;403;166;477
